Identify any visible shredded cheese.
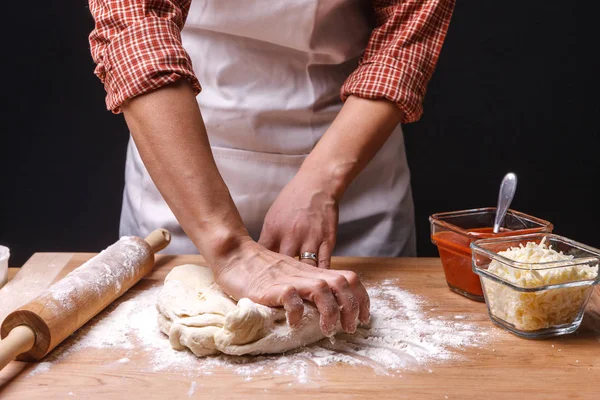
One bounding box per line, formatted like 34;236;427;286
483;238;598;332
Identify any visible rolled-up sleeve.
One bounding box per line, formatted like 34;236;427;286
341;0;456;123
88;0;201;113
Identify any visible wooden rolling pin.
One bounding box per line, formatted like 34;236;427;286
0;228;171;371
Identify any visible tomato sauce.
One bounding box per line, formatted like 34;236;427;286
431;227;542;301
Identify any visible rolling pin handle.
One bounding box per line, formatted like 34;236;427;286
144;228;171;254
0;325;36;372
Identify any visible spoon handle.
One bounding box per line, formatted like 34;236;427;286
493;173;518;233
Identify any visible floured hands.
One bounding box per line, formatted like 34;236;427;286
212;239;370;336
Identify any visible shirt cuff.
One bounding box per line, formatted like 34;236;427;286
341;54;428;124
94;16;201;113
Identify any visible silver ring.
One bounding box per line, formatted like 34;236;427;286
299;252;318;262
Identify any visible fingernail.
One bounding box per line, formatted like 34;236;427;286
346;321;356;334
322;323;336;337
286;314;300;329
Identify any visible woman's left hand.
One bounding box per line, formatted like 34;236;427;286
258;168;339;269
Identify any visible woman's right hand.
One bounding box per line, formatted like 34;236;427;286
211;238;371;336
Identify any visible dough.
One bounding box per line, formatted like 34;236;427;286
156;264;335;356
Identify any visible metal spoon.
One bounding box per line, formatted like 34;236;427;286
493;172;518;233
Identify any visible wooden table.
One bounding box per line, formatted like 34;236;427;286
1;254;599;399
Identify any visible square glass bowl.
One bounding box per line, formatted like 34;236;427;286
430;208;553;301
471;233;600;338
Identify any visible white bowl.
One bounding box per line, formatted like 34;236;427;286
0;245;9;289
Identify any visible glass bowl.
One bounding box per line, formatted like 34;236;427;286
471;233;600;338
429;208;553;301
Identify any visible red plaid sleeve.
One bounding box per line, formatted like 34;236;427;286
341;0;456;123
88;0;201;113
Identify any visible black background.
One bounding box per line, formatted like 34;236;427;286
1;2;598;267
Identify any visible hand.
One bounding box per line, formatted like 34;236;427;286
213;239;370;335
258;168;338;269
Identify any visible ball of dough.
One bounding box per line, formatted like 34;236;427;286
156;264;333;356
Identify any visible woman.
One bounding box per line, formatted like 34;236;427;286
88;0;455;336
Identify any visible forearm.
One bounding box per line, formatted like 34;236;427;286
121;80;249;264
300;96;404;200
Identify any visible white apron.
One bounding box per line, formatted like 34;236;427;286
120;0;416;257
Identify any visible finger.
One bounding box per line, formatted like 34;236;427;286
337;270;370;324
293;277;340;336
317;241;333;269
258;231;278;252
261;284;304;327
279;238;300;259
320;271;358;333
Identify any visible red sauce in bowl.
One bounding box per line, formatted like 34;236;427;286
432;227;541;301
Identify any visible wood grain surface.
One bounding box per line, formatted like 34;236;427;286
0;253;74;324
0;254;599;399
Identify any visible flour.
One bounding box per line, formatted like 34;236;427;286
28;361;52;376
28;278;495;383
187;381;197;397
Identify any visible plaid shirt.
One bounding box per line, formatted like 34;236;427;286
88;1;455;123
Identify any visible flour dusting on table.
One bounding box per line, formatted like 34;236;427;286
29;278;496;382
28;361;52;377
